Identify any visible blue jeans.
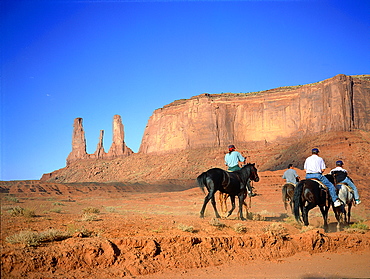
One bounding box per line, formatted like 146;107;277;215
340;177;360;200
306;173;338;202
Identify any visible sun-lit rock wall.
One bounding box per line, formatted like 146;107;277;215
139;74;370;154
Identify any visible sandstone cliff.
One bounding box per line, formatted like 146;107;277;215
42;74;370;183
139;74;370;154
66;115;133;165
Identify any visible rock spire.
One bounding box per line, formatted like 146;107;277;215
66;115;133;165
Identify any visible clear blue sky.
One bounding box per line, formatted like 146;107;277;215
1;0;369;181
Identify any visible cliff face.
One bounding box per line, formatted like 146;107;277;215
139;74;370;154
66;115;133;165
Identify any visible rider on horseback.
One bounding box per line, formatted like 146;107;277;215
282;164;300;185
304;148;342;207
224;145;245;171
225;144;256;196
330;160;361;205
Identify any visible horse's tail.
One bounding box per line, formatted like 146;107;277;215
197;172;207;194
282;185;288;210
293;181;304;222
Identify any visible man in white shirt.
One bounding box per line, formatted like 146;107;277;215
304;148;341;207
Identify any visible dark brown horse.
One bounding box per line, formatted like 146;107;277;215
293;177;331;232
197;163;259;220
282;183;295;213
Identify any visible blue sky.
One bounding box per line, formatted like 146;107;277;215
1;0;369;181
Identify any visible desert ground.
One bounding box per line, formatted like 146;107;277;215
1;168;369;278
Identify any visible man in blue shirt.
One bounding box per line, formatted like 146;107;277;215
224;145;245;171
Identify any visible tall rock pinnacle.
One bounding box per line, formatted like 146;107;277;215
66;118;88;164
107;115;133;157
94;130;106;159
66;115;133;165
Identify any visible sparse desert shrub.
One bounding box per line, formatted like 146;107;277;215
345;222;369;234
178;223;194;232
50;207;62;213
8;206;35;218
105;206;117;213
234;223;248;233
82;207;100;214
53;202;64;206
209;218;226;228
6;229;70;247
4;196;19;203
81;213;99;221
249;212;266;221
262;222;288;236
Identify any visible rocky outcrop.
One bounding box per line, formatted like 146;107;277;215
66;118;89;164
106;115;132;157
66;115;133;165
139;74;370;154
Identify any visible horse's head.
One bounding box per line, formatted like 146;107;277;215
244;163;259;182
250;163;259;182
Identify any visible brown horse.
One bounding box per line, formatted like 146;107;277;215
197;164;259;220
282;183;295;213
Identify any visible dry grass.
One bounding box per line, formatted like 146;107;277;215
177;223;194;232
82;207;100;214
233;223;248;233
6;229;70;247
262;222;288;236
209;218;226;228
7;206;36;218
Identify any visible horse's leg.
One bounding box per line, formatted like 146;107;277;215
226;195;236;218
282;186;288;211
320;205;330;232
243;198;249;219
210;193;221;219
238;193;246;221
220;193;229;214
200;191;212;218
302;203;316;226
289;199;294;214
219;192;225;213
347;203;352;225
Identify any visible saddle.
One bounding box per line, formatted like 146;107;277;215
310;178;327;190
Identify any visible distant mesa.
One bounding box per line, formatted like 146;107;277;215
66;114;133;165
139;74;370;154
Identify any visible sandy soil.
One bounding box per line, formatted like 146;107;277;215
1;169;369;278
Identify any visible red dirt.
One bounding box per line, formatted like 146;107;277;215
1;168;369;278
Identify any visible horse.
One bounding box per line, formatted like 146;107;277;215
293;177;331;232
219;186;252;218
282;183;295;213
197;163;259;220
326;174;354;230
